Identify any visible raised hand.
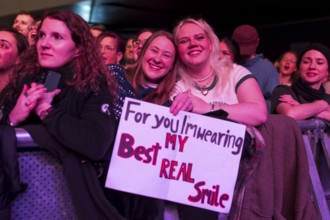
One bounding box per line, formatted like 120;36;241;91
34;88;61;118
8;83;46;125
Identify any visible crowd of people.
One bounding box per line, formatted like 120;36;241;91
0;8;328;220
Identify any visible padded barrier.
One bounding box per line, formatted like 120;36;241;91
11;128;77;220
11;120;330;220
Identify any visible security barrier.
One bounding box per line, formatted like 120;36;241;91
10;120;330;219
11;128;77;220
297;119;330;220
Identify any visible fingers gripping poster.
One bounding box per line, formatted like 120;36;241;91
105;97;246;213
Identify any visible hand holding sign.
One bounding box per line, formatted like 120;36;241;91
106;98;246;213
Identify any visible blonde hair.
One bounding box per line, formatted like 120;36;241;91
173;18;233;95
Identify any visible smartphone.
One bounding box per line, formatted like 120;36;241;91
43;71;61;92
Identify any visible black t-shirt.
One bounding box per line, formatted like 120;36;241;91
271;84;330;114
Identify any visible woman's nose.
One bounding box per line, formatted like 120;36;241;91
39;38;50;49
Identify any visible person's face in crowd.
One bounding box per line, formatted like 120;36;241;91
176;23;212;68
142;35;176;83
99;36;122;65
37;17;79;69
279;52;297;75
299;49;329;89
219;41;234;62
124;38;134;61
0;31;19;71
27;20;41;46
13;14;34;37
133;31;152;61
91;29;102;38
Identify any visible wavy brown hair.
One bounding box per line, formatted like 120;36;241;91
12;9;116;96
125;30;178;105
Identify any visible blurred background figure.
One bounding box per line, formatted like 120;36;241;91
219;36;240;63
232;24;279;112
277;50;298;86
121;36;135;67
132;29;154;62
97;31;124;65
90;23;107;38
26;19;41;46
12;11;34;37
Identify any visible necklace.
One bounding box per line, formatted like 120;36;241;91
194;74;218;96
193;71;214;83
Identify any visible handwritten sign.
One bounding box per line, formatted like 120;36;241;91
105;97;246;213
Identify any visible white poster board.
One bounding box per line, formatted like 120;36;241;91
105;97;246;213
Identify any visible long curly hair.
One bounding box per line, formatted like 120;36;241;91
12;9;116;96
125;30;178;105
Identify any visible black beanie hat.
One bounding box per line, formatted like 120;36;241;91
299;43;330;66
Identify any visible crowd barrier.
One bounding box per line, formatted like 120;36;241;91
11;128;77;220
10;118;330;219
297;118;330;220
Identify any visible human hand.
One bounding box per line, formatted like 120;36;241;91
170;90;193;116
9;83;46;125
34;88;61;118
315;105;330;120
279;95;300;106
187;94;210;114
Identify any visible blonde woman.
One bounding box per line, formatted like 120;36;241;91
170;18;267;127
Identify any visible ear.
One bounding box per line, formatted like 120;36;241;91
117;52;123;64
74;47;81;58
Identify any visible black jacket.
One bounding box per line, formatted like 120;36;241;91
0;66;126;219
22;78;126;219
0;125;27;220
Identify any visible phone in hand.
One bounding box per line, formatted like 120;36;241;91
43;71;61;92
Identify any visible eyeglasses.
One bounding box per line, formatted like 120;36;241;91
100;45;116;53
132;39;146;48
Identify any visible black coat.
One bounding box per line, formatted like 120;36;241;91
20;78;126;219
23;124;127;220
0;66;126;219
0;125;27;220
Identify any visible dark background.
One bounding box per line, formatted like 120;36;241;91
1;0;330;62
